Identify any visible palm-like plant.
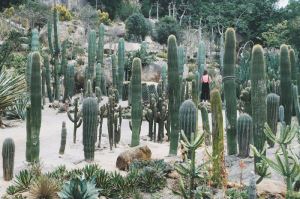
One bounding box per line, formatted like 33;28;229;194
29;175;59;199
251;123;300;198
58;177;99;199
0;70;26;126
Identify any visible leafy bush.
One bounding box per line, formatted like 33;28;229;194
153;16;181;45
117;1;140;21
4;53;27;75
54;5;72;21
98;11;111;25
125;13;151;41
225;188;248;199
3;7;15;18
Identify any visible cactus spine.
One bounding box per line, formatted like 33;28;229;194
111;54;118;89
211;89;226;188
223;28;237;155
44;55;53;102
88;30;96;80
97;23;105;64
266;93;279;147
131;58;142;147
2;138;15;181
82;80;99;161
237;113;252;158
26;52;42;162
179;100;197;142
118;38;125;96
251;45;267;167
67;97;82;143
280;44;292;125
168;35;181;155
59;122;67;155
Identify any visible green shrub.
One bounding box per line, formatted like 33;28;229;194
98;10;111;25
153;16;181;45
125;13;151;41
54;4;72;21
117;1;140;21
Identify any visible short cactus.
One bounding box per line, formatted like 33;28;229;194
200;104;211;145
237;113;253;158
59;122;67;155
179;100;197;142
266;93;279;147
67;97;82;143
2;138;15;181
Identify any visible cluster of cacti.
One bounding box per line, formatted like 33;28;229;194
118;38;125;96
26;52;42;163
167;35;181;155
59;121;67;155
211;89;226;188
130;58;142;147
280;44;292;125
2;138;15;181
266;93;280;147
251;44;267;168
237;113;252;158
67;97;82;143
223;28;237;155
82;80;99;161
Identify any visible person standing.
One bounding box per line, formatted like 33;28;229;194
201;70;211;101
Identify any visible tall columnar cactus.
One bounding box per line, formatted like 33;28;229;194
31;28;39;52
223;28;237;155
197;40;205;98
292;85;300;124
118;38;125;96
122;81;129;101
54;58;60;100
101;70;107;96
2;138;15;181
192;72;199;107
179;100;197;142
27;52;42;162
44;55;53;102
219;33;224;73
211;89;226;188
106;96;115;150
168;35;181;155
279;105;285;124
251;44;267;167
88;30;96;80
266;93;279;147
131;58;142;147
41;66;46;105
178;46;185;76
82;81;99;161
156;97;168;142
59;122;67;155
26;106;31;161
97;23;105;65
237;113;252;158
290;49;297;83
142;83;149;104
111;54;118;88
95;63;102;93
68;97;82;143
47;20;54;55
280;44;292;125
200;105;211;145
145;95;156;140
53;7;60;56
61;40;68;77
64;63;75;100
98;105;106;148
161;63;167;92
26;53;33;93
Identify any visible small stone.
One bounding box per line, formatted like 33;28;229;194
257;179;286;199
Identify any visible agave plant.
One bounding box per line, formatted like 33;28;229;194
29;175;59;199
251;122;300;198
0;70;26;126
13;169;35;192
5;93;29;120
58;176;99;199
83;164;100;181
6;185;18;195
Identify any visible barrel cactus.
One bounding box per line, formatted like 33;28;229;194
131;58;142;147
2;138;15;181
266;93;279;147
82;81;99;161
280;44;292;125
179;100;197;142
237;113;253;158
251;44;267;167
167;35;181;155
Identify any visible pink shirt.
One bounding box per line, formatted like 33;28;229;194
202;74;210;83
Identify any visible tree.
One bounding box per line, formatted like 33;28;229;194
125;13;150;41
154;16;181;45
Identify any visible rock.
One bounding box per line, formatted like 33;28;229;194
116;145;152;171
257;179;286;199
167;170;180;179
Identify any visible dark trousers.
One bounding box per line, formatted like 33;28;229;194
201;82;210;101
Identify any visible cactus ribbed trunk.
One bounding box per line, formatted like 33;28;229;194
67;98;82;143
54;57;60;100
59;122;67;155
211;89;226;188
31;28;39;52
88;30;96;80
290;49;297;83
111;54;118;89
179;100;197;142
200;105;211;145
223;28;237;155
237;113;252;158
280;44;292;125
95;63;102;93
118;38;125;96
251;45;267;168
197;40;205;98
26;53;33;93
27;52;42;162
82;81;99;161
64;63;75;99
168;35;181;155
266;93;279;147
178;46;185;76
97;23;105;65
44;55;53;102
2;138;15;181
131;58;142;147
